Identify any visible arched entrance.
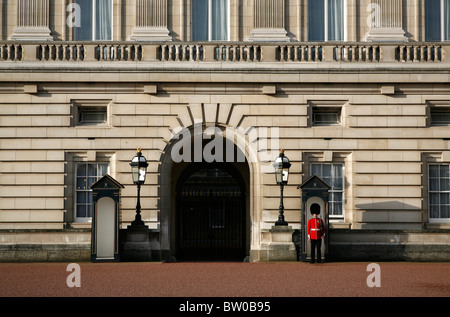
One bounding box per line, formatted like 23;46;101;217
176;163;247;261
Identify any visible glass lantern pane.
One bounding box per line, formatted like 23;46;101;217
139;168;146;182
282;170;288;183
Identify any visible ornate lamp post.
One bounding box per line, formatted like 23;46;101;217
129;147;148;226
273;149;291;226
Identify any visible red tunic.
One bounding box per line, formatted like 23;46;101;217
307;217;325;240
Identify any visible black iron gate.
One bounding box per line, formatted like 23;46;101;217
176;165;246;261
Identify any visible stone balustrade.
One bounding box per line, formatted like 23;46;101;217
0;41;447;64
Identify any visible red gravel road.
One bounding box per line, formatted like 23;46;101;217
0;261;448;298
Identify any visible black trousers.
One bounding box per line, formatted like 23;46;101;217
310;239;322;263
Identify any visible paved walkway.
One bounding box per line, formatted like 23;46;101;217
0;261;449;298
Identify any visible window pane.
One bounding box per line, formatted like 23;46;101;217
311;164;321;176
74;0;93;41
77;191;87;204
440;193;449;205
430;205;440;218
95;0;112;40
87;204;93;218
211;0;228;40
332;202;342;216
430;165;439;178
425;0;441;41
88;164;97;177
430;178;439;191
322;164;332;177
308;0;325;41
430;193;439;205
99;164;109;176
440;165;450;177
192;0;209;41
87;177;97;188
328;0;344;41
440;178;450;191
77;164;87;176
333;163;343;177
441;205;450;218
77;176;87;190
77;204;87;218
332;177;342;190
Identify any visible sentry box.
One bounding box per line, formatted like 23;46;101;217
90;174;124;262
297;175;331;262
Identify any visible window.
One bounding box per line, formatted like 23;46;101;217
312;106;342;126
430;107;450;126
74;0;113;41
191;0;229;41
78;106;107;125
308;0;345;41
425;0;450;41
311;163;344;218
75;163;109;222
72;100;110;127
429;164;450;222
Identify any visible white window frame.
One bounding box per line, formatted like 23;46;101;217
191;0;230;41
428;164;450;223
440;0;449;41
74;0;113;41
308;0;347;41
75;162;110;223
310;163;345;220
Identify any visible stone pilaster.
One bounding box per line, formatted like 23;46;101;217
249;0;290;42
10;0;53;41
366;0;407;42
131;0;172;41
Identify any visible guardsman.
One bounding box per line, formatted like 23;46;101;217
307;203;326;263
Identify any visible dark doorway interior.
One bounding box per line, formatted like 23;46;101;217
176;163;246;261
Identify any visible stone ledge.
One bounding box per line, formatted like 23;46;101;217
0;229;91;233
329;244;450;261
0;244;90;262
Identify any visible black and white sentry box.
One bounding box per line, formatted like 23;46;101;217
90;174;124;262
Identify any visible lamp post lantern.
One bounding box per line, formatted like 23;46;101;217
130;147;148;226
273;149;291;226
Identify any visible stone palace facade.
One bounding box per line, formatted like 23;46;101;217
0;0;449;262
